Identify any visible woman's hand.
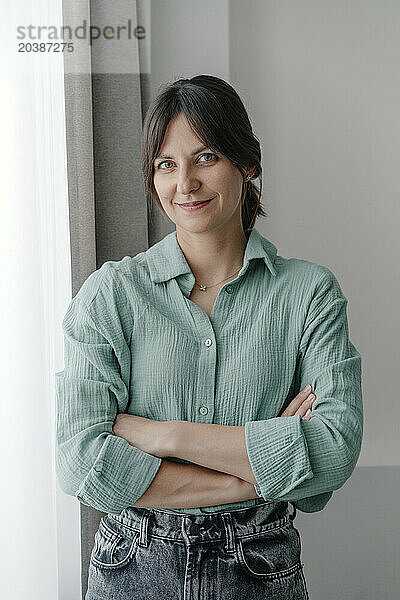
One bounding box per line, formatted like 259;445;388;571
279;385;316;420
112;414;172;457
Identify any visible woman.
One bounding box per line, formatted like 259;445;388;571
55;75;363;599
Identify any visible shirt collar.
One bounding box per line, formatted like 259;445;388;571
146;227;278;284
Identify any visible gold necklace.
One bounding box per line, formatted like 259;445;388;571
196;265;243;291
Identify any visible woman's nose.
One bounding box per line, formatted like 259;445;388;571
176;168;201;195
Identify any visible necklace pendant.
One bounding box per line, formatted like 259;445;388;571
199;284;207;291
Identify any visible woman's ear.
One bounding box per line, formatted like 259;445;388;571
246;167;257;180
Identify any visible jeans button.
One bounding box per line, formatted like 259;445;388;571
188;522;200;535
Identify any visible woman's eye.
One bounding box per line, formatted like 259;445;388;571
156;153;218;170
157;160;174;170
198;153;218;163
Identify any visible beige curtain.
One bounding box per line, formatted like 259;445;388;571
61;0;171;595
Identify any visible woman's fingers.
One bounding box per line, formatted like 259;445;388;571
280;385;315;418
295;393;315;417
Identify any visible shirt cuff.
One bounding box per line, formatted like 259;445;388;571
75;434;162;515
245;414;314;500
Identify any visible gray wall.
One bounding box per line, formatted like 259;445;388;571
150;0;229;97
299;466;400;598
151;1;400;597
230;2;400;597
230;0;400;467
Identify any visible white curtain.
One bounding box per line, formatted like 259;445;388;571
0;2;80;599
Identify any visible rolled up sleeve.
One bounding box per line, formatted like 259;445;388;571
55;272;162;515
245;270;363;510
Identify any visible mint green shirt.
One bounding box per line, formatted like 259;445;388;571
55;227;363;516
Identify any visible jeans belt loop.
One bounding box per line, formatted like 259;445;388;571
138;510;150;547
221;512;237;554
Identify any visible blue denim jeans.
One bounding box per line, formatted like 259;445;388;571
86;500;309;599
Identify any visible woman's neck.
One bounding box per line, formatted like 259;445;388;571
176;226;249;285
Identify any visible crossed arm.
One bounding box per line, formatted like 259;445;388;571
112;415;260;508
113;415;264;508
130;456;260;510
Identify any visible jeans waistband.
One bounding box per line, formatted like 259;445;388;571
107;501;297;548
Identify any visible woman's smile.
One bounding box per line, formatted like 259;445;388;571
176;196;216;211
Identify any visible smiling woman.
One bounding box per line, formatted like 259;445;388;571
141;75;267;234
151;111;252;238
140;76;270;314
56;75;362;600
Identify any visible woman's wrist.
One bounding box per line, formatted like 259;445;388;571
160;420;180;457
113;414;178;457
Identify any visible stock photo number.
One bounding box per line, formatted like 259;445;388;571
18;42;74;52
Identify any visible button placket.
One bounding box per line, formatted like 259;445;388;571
197;332;216;423
182;275;245;424
188;314;216;424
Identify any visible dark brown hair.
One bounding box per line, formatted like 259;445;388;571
141;75;268;231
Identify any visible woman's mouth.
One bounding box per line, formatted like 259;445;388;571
177;197;215;211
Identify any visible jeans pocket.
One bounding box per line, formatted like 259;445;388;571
90;515;139;571
234;519;302;580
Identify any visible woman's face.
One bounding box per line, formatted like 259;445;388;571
152;113;247;235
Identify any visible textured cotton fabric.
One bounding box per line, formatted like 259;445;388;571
55;227;363;516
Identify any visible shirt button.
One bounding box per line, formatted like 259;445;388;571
94;462;103;473
225;285;234;294
199;405;208;416
204;338;213;347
